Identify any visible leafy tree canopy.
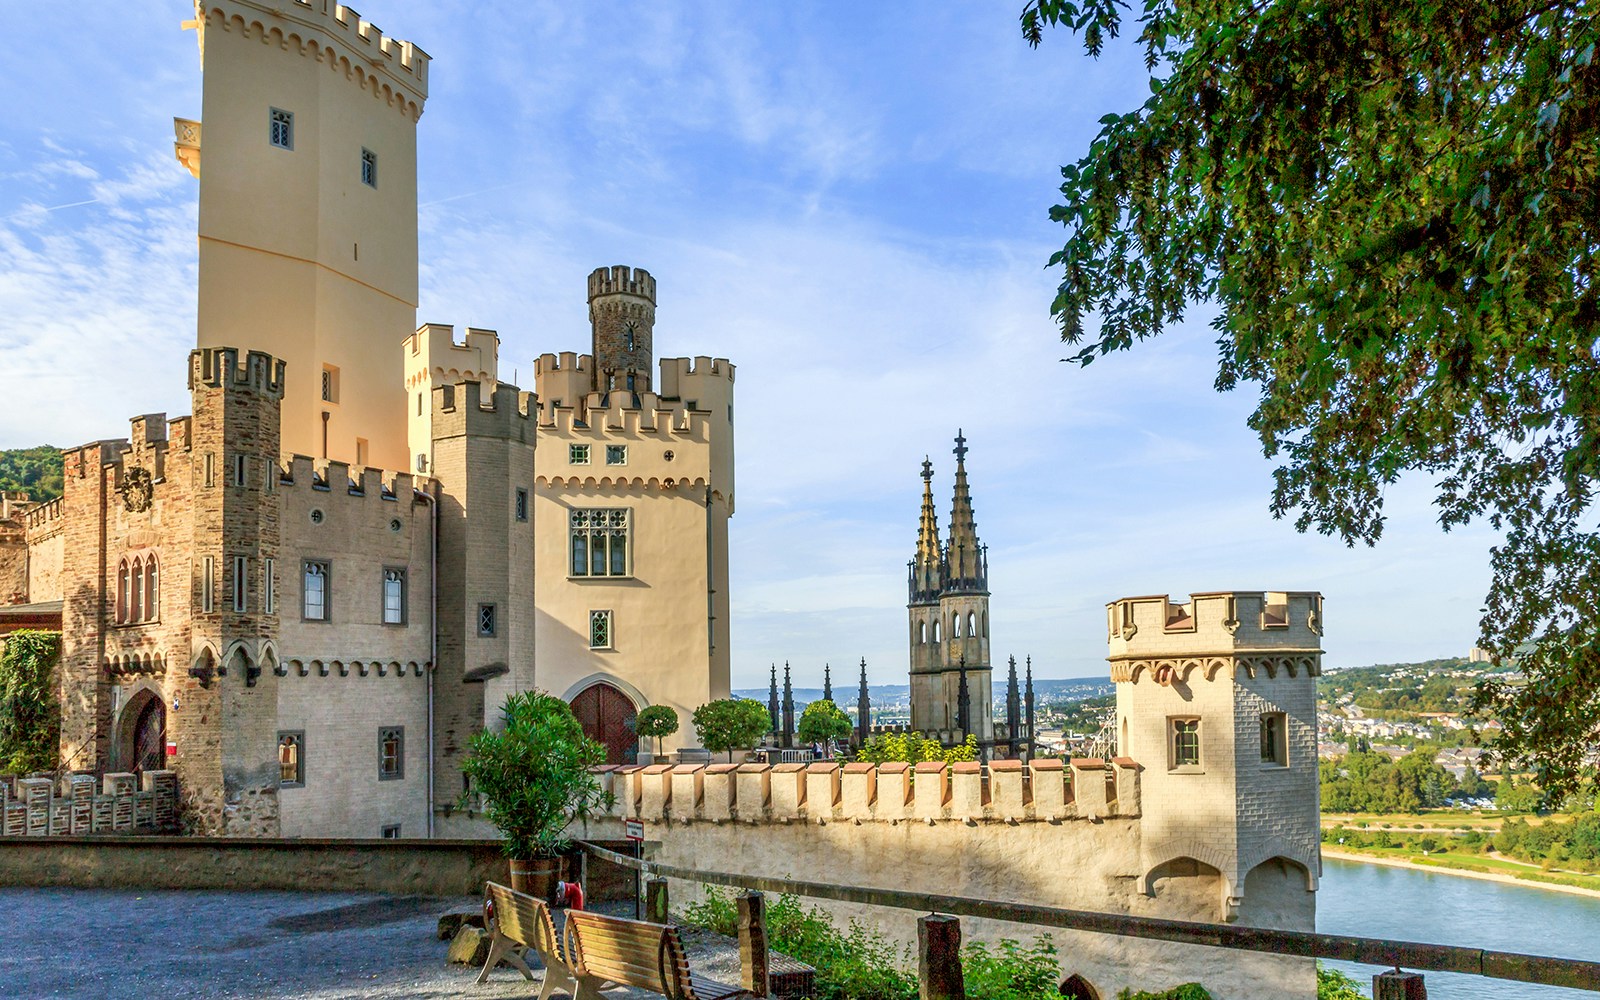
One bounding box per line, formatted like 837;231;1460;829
0;630;61;773
692;697;772;762
0;447;63;503
634;704;680;755
1022;0;1599;794
797;699;853;746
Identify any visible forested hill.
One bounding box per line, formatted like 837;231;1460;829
0;447;64;503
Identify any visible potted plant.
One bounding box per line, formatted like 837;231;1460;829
461;690;608;897
634;704;680;760
691;697;773;762
797;699;852;757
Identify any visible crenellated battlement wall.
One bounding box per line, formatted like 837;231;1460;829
0;772;178;837
195;1;430;115
584;758;1140;826
431;381;534;443
406;324;497;390
1107;591;1323;683
188;346;286;399
275;454;427;503
587;265;657;304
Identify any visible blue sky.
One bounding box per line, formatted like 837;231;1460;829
0;4;1496;688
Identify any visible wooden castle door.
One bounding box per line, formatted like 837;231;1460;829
570;683;638;765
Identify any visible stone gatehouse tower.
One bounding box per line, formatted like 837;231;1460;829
907;431;994;745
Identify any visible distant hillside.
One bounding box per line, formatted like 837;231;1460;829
732;676;1111;712
0;446;63;503
1319;657;1514;718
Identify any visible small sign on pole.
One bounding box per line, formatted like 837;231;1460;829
624;818;646;919
625;818;645;841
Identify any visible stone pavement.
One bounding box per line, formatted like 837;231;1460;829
1;887;738;999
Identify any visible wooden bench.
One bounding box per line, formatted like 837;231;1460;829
562;908;752;1000
480;881;577;1000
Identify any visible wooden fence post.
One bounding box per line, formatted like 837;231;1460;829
645;877;670;924
739;891;770;997
918;914;964;1000
1374;970;1426;999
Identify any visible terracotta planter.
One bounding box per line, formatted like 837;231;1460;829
509;856;560;899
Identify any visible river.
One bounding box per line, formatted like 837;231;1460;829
1318;856;1600;999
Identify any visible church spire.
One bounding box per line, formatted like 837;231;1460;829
908;456;942;603
945;429;986;592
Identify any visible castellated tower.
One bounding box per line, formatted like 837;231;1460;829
589;266;658;395
178;1;431;471
908;433;994;745
185;348;286;835
1107;590;1323;926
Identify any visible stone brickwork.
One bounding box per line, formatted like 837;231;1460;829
0;771;179;836
588;265;657;393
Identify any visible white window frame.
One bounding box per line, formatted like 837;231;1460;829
1170;717;1202;771
569;508;631;578
269;108;294;150
605;444;628;466
382;568;406;626
569;444;591;465
361;147;377;188
589;609;614;650
303;560;329;622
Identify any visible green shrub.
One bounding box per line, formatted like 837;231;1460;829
1317;962;1367;1000
963;937;1061;1000
0;630;61;773
1117;985;1212;1000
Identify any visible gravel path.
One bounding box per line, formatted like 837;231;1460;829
0;887;746;1000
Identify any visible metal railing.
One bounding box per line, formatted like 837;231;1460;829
579;841;1600;993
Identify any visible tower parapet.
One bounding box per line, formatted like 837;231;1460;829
188;347;286;399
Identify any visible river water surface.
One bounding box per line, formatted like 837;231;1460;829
1318;856;1600;999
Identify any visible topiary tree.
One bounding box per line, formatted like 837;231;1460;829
796;699;852;750
634;704;680;757
692;698;772;762
0;630;61;773
460;690;608;860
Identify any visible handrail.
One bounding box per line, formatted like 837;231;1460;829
578;841;1600;992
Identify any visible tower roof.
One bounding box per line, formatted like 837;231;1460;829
908;456;942;604
944;429;987;592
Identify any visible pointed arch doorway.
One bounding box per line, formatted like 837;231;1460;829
570;682;638;765
119;692;167;775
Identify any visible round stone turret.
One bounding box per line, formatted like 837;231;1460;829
587;265;657;394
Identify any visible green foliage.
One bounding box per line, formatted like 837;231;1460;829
633;704;680;756
1496;814;1600;869
1116;986;1212;1000
1022;0;1600;796
962;937;1061;1000
683;888;1061;1000
1316;963;1367;1000
797;699;853;746
0;630;61;773
692;698;771;762
1319;751;1460;813
1495;776;1547;814
459;691;608;859
0;447;63;503
855;731;978;765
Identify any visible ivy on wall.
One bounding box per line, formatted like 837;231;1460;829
0;629;61;773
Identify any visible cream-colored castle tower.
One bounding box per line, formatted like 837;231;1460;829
178;0;430;471
531;268;735;763
1107;590;1323;922
908;433;994;745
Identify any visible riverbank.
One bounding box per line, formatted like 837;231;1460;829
1321;847;1600;900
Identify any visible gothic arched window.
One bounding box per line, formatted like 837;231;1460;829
919;622;927;644
968;611;976;636
129;557;144;624
116;559;130;624
144;554;159;622
933;619;942;643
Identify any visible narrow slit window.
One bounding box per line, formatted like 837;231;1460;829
382;569;405;625
589;609;613;649
303;561;328;621
361;148;377;188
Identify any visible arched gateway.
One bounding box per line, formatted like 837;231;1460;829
570;682;638;765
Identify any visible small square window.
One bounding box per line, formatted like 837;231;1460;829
1260;712;1288;766
605;445;628;465
361;148;377;188
515;488;528;522
569;444;591;465
278;731;305;786
270;108;294;150
1170;718;1200;770
380;823;402;839
478;603;497;638
379;727;404;781
589;609;613;649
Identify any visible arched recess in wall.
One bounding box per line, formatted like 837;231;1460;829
1060;974;1101;1000
113;684;166;775
919;622;927;644
933;619;942;642
967;611;976;636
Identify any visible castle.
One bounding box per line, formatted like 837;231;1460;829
0;0;733;837
0;7;1327;994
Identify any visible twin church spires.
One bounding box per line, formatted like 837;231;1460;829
907;431;993;743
